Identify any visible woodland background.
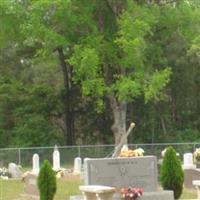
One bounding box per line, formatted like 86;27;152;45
0;0;200;148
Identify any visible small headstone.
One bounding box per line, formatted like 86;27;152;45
8;163;16;177
184;168;200;189
84;156;158;191
53;147;60;171
73;157;82;175
183;153;193;168
161;149;167;157
8;163;22;178
32;154;40;174
24;173;39;197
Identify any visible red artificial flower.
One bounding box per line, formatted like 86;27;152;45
120;187;144;200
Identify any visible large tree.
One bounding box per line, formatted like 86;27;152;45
69;0;172;145
1;0;200;146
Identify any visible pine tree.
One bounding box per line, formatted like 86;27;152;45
37;160;57;200
160;146;184;199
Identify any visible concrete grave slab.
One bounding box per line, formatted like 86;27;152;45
70;191;174;200
184;168;200;189
24;173;39;197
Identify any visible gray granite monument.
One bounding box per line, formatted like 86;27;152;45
84;156;157;191
71;156;174;200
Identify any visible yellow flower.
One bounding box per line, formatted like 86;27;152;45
194;148;200;162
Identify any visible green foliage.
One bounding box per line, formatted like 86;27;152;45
189;35;200;57
114;77;141;102
69;45;106;100
38;160;57;200
13;114;62;147
144;68;172;102
116;1;158;69
0;0;200;145
160;146;184;199
70;0;171;107
0;0;23;48
0;77;64;147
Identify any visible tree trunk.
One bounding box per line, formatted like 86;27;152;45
57;47;75;145
99;2;127;146
109;95;127;146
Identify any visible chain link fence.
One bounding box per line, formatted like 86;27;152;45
0;142;200;169
0;143;199;200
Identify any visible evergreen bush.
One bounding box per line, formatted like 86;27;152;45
160;146;184;199
37;160;57;200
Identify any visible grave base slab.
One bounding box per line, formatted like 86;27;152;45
70;190;174;200
24;173;39;196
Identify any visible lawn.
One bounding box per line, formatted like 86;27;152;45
0;178;81;200
180;188;197;199
0;178;197;200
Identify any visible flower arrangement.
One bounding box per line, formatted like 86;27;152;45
0;167;11;178
194;148;200;162
119;148;144;157
120;187;143;200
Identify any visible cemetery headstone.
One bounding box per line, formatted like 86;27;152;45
84;156;158;192
24;173;39;197
53;147;60;171
183;153;194;169
8;163;22;179
71;155;174;200
184;168;200;189
32;154;40;174
23;153;39;197
73;157;82;175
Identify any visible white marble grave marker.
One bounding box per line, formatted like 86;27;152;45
73;157;82;175
53;146;60;171
8;163;22;178
8;163;17;178
183;153;193;168
32;153;40;174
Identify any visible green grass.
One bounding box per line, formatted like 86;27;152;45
180;189;197;199
0;179;24;200
55;178;82;200
0;178;82;200
0;178;197;200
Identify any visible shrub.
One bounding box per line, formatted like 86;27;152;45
37;160;57;200
160;146;184;199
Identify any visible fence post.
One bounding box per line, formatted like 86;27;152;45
193;143;196;153
18;148;21;166
78;146;81;157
